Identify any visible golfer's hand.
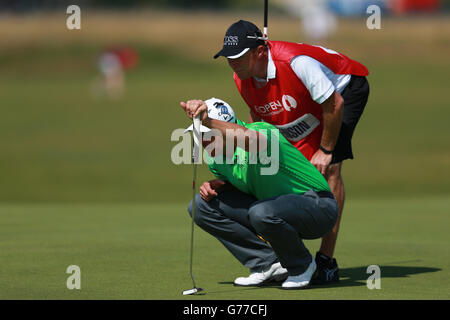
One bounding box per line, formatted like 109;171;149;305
199;179;226;202
180;100;209;122
310;149;332;175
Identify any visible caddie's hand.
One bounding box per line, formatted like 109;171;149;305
180;100;209;122
310;149;333;176
199;179;226;202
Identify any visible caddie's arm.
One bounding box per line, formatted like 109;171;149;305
310;91;344;175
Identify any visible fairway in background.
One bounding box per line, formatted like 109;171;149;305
0;12;449;202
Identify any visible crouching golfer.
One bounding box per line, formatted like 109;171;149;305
180;98;338;289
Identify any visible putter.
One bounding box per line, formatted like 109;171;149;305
248;0;268;42
182;115;204;296
264;0;268;39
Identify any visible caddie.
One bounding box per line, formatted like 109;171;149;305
213;20;370;284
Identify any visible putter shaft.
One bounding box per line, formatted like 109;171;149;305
189;161;197;288
185;116;202;294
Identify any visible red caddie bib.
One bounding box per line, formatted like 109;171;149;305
234;41;369;160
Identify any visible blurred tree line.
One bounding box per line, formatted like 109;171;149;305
0;0;265;12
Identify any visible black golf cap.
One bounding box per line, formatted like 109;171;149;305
213;20;266;59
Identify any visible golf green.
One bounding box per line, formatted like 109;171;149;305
0;197;448;299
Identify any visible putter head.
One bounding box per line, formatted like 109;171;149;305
182;287;204;295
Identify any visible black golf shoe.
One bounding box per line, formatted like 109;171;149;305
311;251;339;285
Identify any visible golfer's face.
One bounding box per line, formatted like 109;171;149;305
227;50;255;80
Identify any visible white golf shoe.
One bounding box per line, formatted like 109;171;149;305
234;262;288;286
281;258;317;290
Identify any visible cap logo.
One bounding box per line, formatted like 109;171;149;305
214;101;233;122
224;35;239;46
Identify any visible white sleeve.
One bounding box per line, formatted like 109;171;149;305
290;55;335;104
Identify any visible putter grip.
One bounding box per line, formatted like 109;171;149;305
192;116;201;163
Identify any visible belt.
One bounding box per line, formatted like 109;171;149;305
317;191;335;200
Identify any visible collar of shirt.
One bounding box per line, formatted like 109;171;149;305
253;48;276;83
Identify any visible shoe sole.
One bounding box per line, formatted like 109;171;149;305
281;282;312;290
233;283;265;287
233;280;274;287
233;273;289;287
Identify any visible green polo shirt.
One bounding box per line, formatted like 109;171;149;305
207;120;330;200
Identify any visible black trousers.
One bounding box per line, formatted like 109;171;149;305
331;75;370;164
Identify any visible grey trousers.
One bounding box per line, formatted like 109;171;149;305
188;189;338;276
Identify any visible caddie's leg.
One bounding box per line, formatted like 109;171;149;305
319;162;344;258
248;191;338;276
319;76;369;259
188;190;278;272
314;76;369;283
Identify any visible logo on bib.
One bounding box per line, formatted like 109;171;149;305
254;94;298;115
281;95;297;111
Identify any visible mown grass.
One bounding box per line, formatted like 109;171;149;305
0;197;448;299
